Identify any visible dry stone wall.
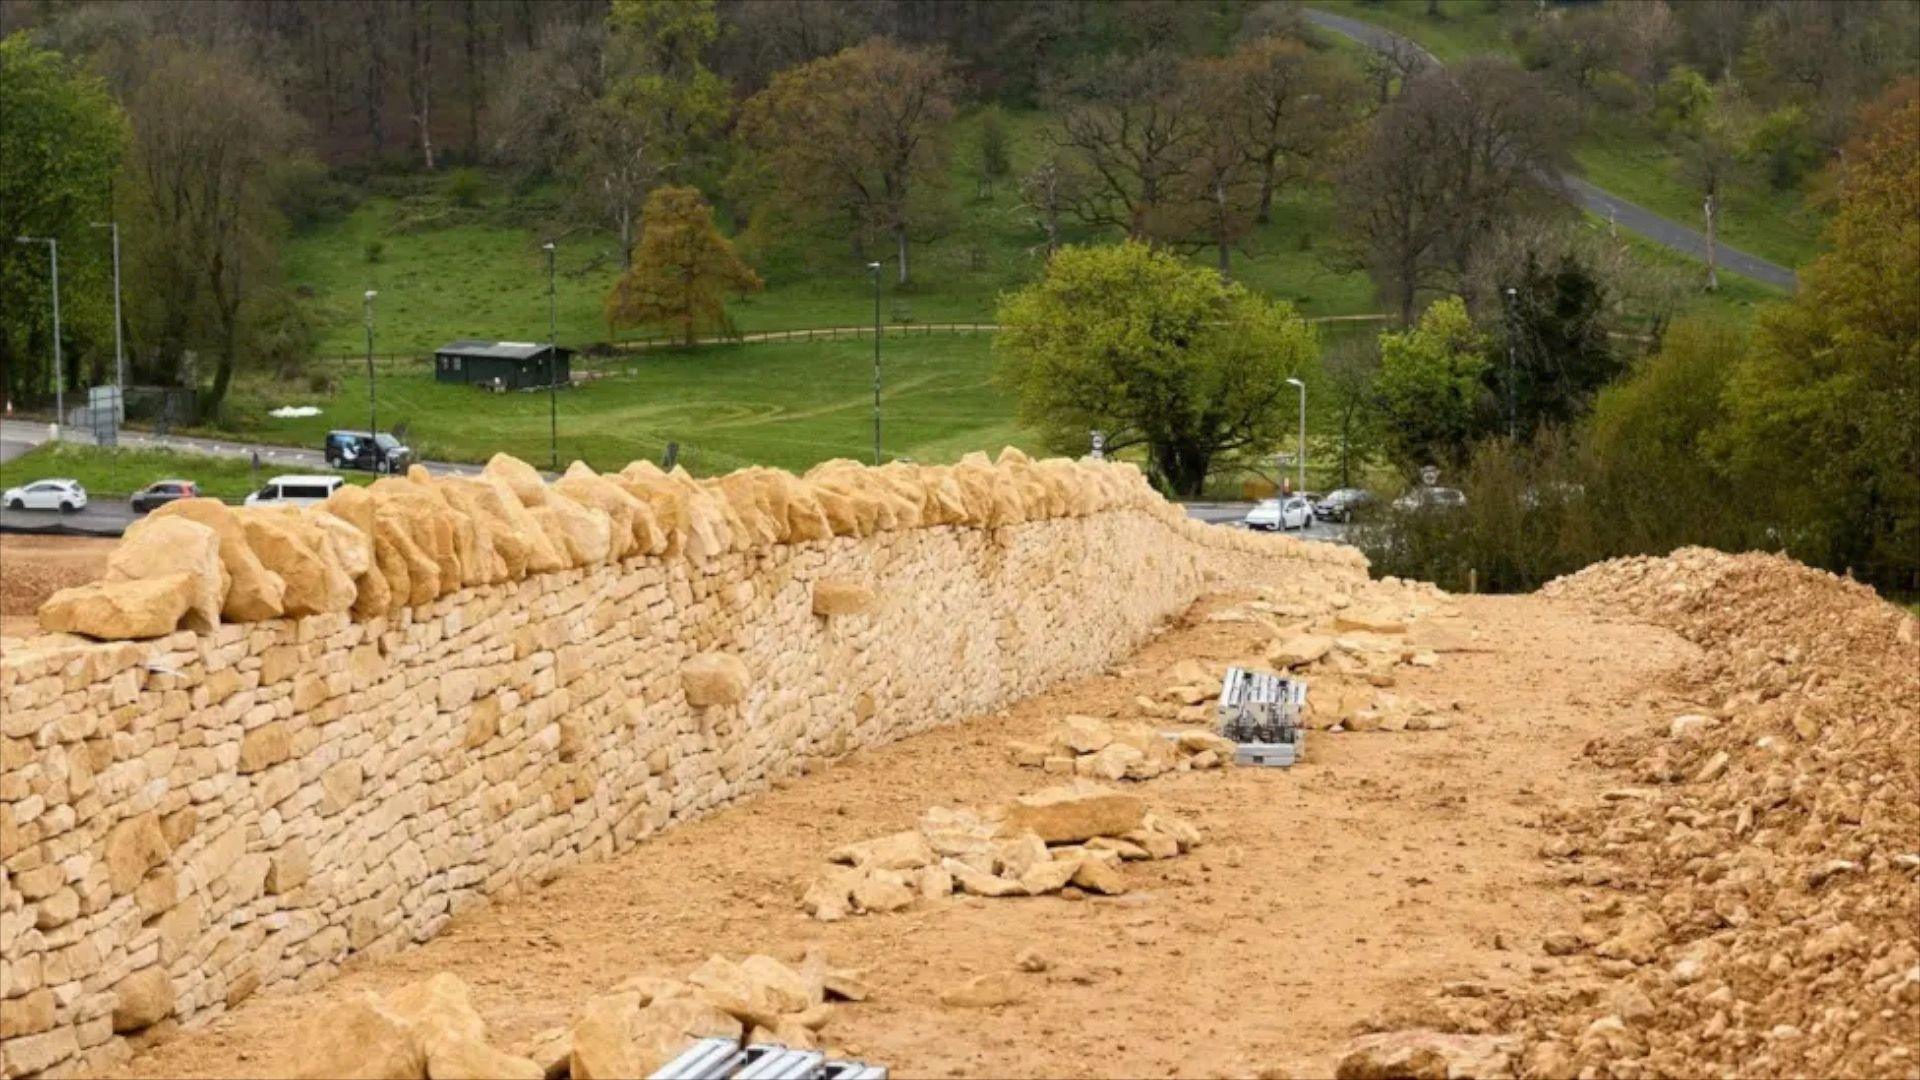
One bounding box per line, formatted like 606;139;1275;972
0;452;1363;1078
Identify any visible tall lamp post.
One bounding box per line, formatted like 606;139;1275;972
15;237;62;438
89;221;124;417
364;290;379;438
544;241;558;471
1285;376;1306;495
867;261;882;465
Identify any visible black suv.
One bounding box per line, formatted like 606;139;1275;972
324;430;412;473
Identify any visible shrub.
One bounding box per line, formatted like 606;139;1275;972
363;239;385;264
443;167;486;208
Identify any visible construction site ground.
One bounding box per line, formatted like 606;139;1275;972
100;586;1702;1079
0;534;113;640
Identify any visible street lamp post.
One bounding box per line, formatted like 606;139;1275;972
89;221;124;416
867;261;882;465
545;241;558;471
1285;377;1306;495
15;237;62;439
364;290;379;440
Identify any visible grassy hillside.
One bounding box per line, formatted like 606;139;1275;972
1312;0;1827;270
289;108;1383;357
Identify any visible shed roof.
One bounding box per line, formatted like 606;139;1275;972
434;340;571;360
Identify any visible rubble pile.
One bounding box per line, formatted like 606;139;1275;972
32;448;1363;641
282;972;544;1080
1509;549;1920;1078
1253;579;1469;734
802;782;1201;920
285;952;869;1080
1005;714;1238;778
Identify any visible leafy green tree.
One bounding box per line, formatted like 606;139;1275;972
120;41;305;420
1585;318;1754;556
1713;89;1920;588
1322;334;1384;490
1498;249;1619;434
577;0;730;269
995;240;1317;497
735;39;957;286
1653;65;1714;132
1745;105;1821;190
0;33;126;406
1373;296;1490;474
604;186;763;346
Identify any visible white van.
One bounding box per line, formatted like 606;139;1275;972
244;475;345;508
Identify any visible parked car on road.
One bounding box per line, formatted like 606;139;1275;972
1314;488;1375;522
324;430;412;473
1244;495;1314;531
244;475;344;508
3;478;87;512
1392;486;1467;512
130;480;198;513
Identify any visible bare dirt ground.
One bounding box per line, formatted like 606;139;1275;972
113;588;1699;1080
0;533;112;639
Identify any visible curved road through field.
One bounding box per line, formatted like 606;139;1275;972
1303;7;1798;291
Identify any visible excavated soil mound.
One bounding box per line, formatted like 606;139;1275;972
1510;549;1920;1078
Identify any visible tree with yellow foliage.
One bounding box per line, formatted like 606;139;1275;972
605;186;762;346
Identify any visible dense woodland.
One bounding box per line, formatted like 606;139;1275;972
1;0;1915;588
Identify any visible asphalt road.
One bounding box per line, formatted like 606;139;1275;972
1;419;488;536
0;419;487;478
1301;7;1798;292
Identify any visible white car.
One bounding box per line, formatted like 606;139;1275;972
1243;496;1313;531
244;475;345;508
3;478;88;512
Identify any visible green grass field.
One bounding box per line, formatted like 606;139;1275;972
216;334;1032;476
0;444;364;502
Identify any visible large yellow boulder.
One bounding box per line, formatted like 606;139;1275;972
306;506;389;621
682;653;750;707
374;506;439;608
611;463;689;557
404;466;487;587
324;486;402;618
421;475;509;584
482;452;547;508
459;474;565;575
239;509;356;616
945;459;998;525
533;491;612;567
284;994;426;1080
106;515;227;633
714;472;781;547
151;497;285;620
369;479;462;594
40;573;196;640
783;477;833;543
556;464;645;560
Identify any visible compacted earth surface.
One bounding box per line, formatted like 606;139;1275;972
105;577;1711;1080
0;534;114;640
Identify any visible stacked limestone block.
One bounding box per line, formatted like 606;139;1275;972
0;451;1366;1078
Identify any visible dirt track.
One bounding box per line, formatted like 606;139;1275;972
112;588;1697;1079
